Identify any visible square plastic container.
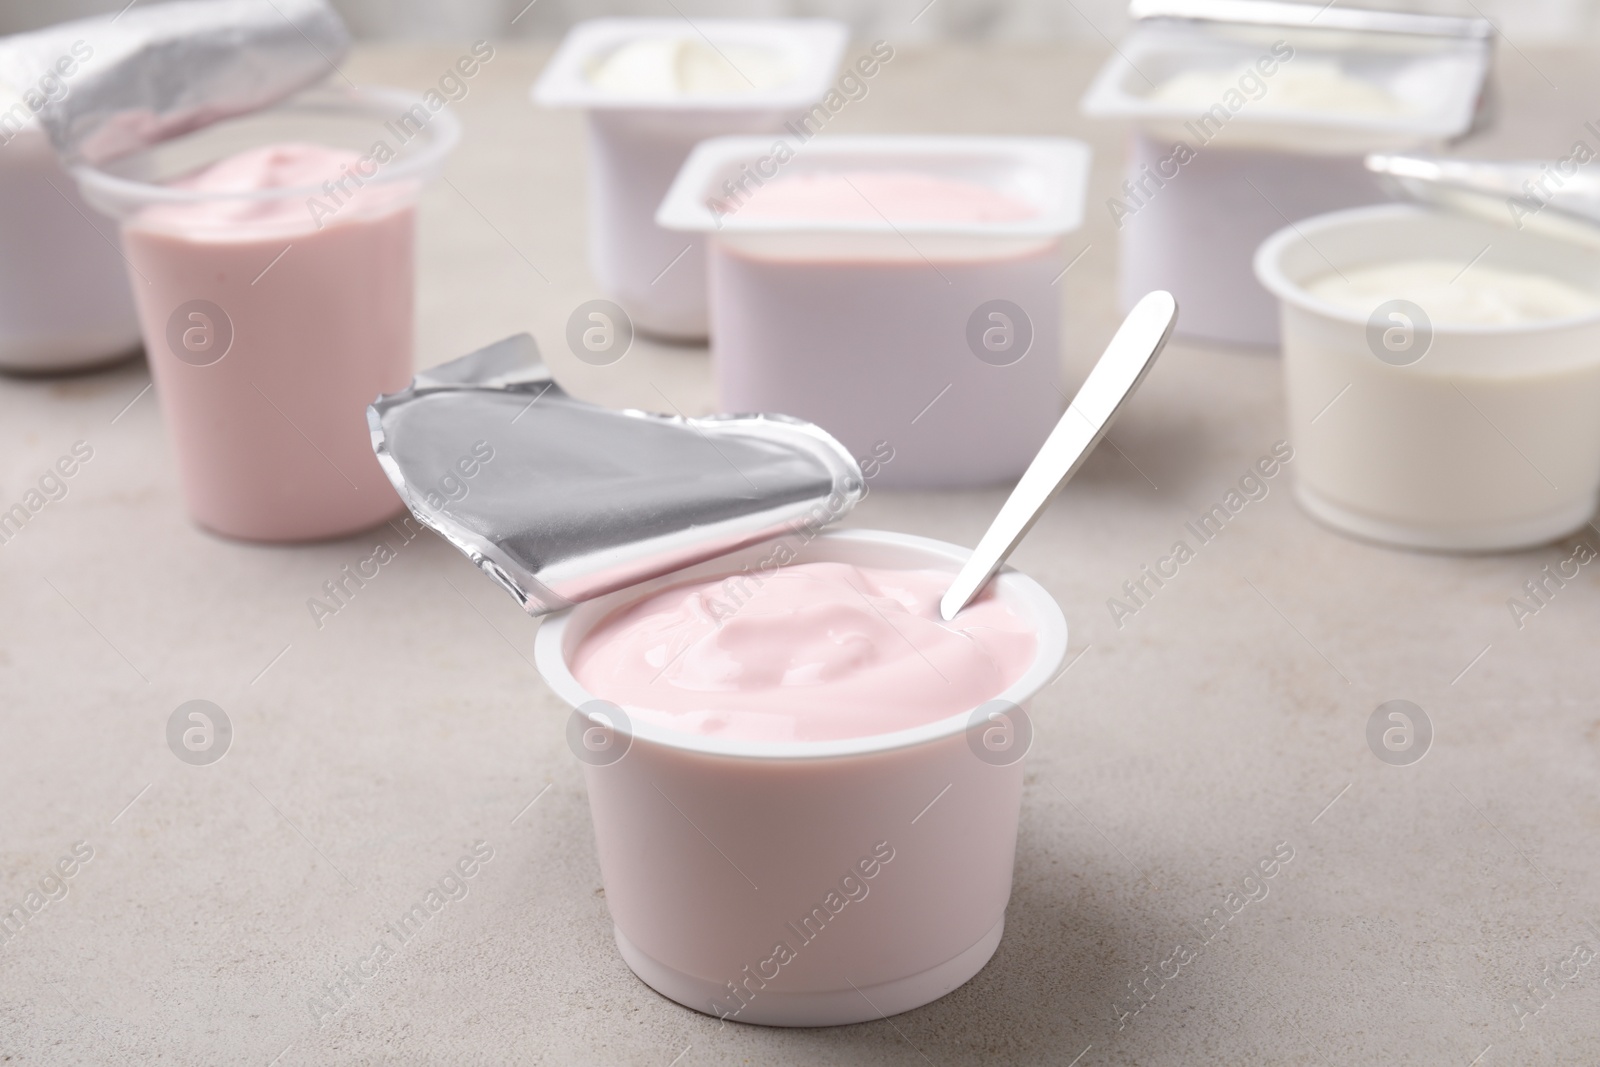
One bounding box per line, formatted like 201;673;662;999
1255;203;1600;552
658;135;1091;489
0;111;140;373
534;528;1068;1026
533;18;848;340
1081;18;1491;347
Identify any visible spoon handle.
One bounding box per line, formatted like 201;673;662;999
939;291;1178;621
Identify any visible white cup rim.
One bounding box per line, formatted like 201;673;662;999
533;528;1069;761
1253;202;1600;336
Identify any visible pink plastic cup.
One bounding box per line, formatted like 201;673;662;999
534;529;1068;1026
72;85;458;542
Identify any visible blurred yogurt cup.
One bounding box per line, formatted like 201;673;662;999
1081;14;1492;347
1255;203;1600;551
535;528;1067;1026
73;85;457;542
533;19;849;340
658;135;1091;488
0;85;140;372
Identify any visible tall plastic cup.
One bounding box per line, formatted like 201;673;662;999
72;85;458;542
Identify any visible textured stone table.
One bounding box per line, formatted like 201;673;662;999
2;39;1599;1066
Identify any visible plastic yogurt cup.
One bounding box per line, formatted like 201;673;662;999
73;85;457;542
534;529;1068;1026
533;19;848;340
0;98;141;372
1255;203;1600;552
1081;20;1491;347
658;135;1091;488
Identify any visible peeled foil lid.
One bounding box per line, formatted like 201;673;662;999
368;334;866;617
0;0;349;164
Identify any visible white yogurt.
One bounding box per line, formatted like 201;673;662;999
587;38;794;96
1149;60;1406;115
1308;260;1600;326
1256;205;1600;552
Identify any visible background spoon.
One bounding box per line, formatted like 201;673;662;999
940;290;1179;621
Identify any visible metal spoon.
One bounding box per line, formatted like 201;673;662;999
940;291;1178;621
1365;152;1600;249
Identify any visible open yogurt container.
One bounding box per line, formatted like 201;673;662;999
533;18;848;340
0;95;141;372
658;135;1091;488
73;84;458;542
1255;203;1600;552
1081;14;1492;347
535;528;1067;1026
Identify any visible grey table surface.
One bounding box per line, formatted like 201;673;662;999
3;38;1599;1067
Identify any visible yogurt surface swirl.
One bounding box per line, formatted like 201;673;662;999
572;561;1038;743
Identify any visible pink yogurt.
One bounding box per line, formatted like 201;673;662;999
537;529;1068;1025
572;560;1037;742
702;168;1064;489
731;170;1038;224
120;142;418;542
661;137;1089;490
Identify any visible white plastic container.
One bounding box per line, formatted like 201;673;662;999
533;19;848;340
1081;19;1491;347
1255;203;1600;552
658;135;1091;489
534;528;1068;1026
0;114;141;372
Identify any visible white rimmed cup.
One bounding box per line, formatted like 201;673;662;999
657;135;1091;489
1079;23;1490;348
1255;203;1600;552
534;528;1068;1027
1116;136;1386;348
533;19;848;341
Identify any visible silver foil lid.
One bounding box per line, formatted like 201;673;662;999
0;0;349;163
368;334;865;616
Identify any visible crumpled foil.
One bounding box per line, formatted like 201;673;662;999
368;334;865;616
0;0;349;163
